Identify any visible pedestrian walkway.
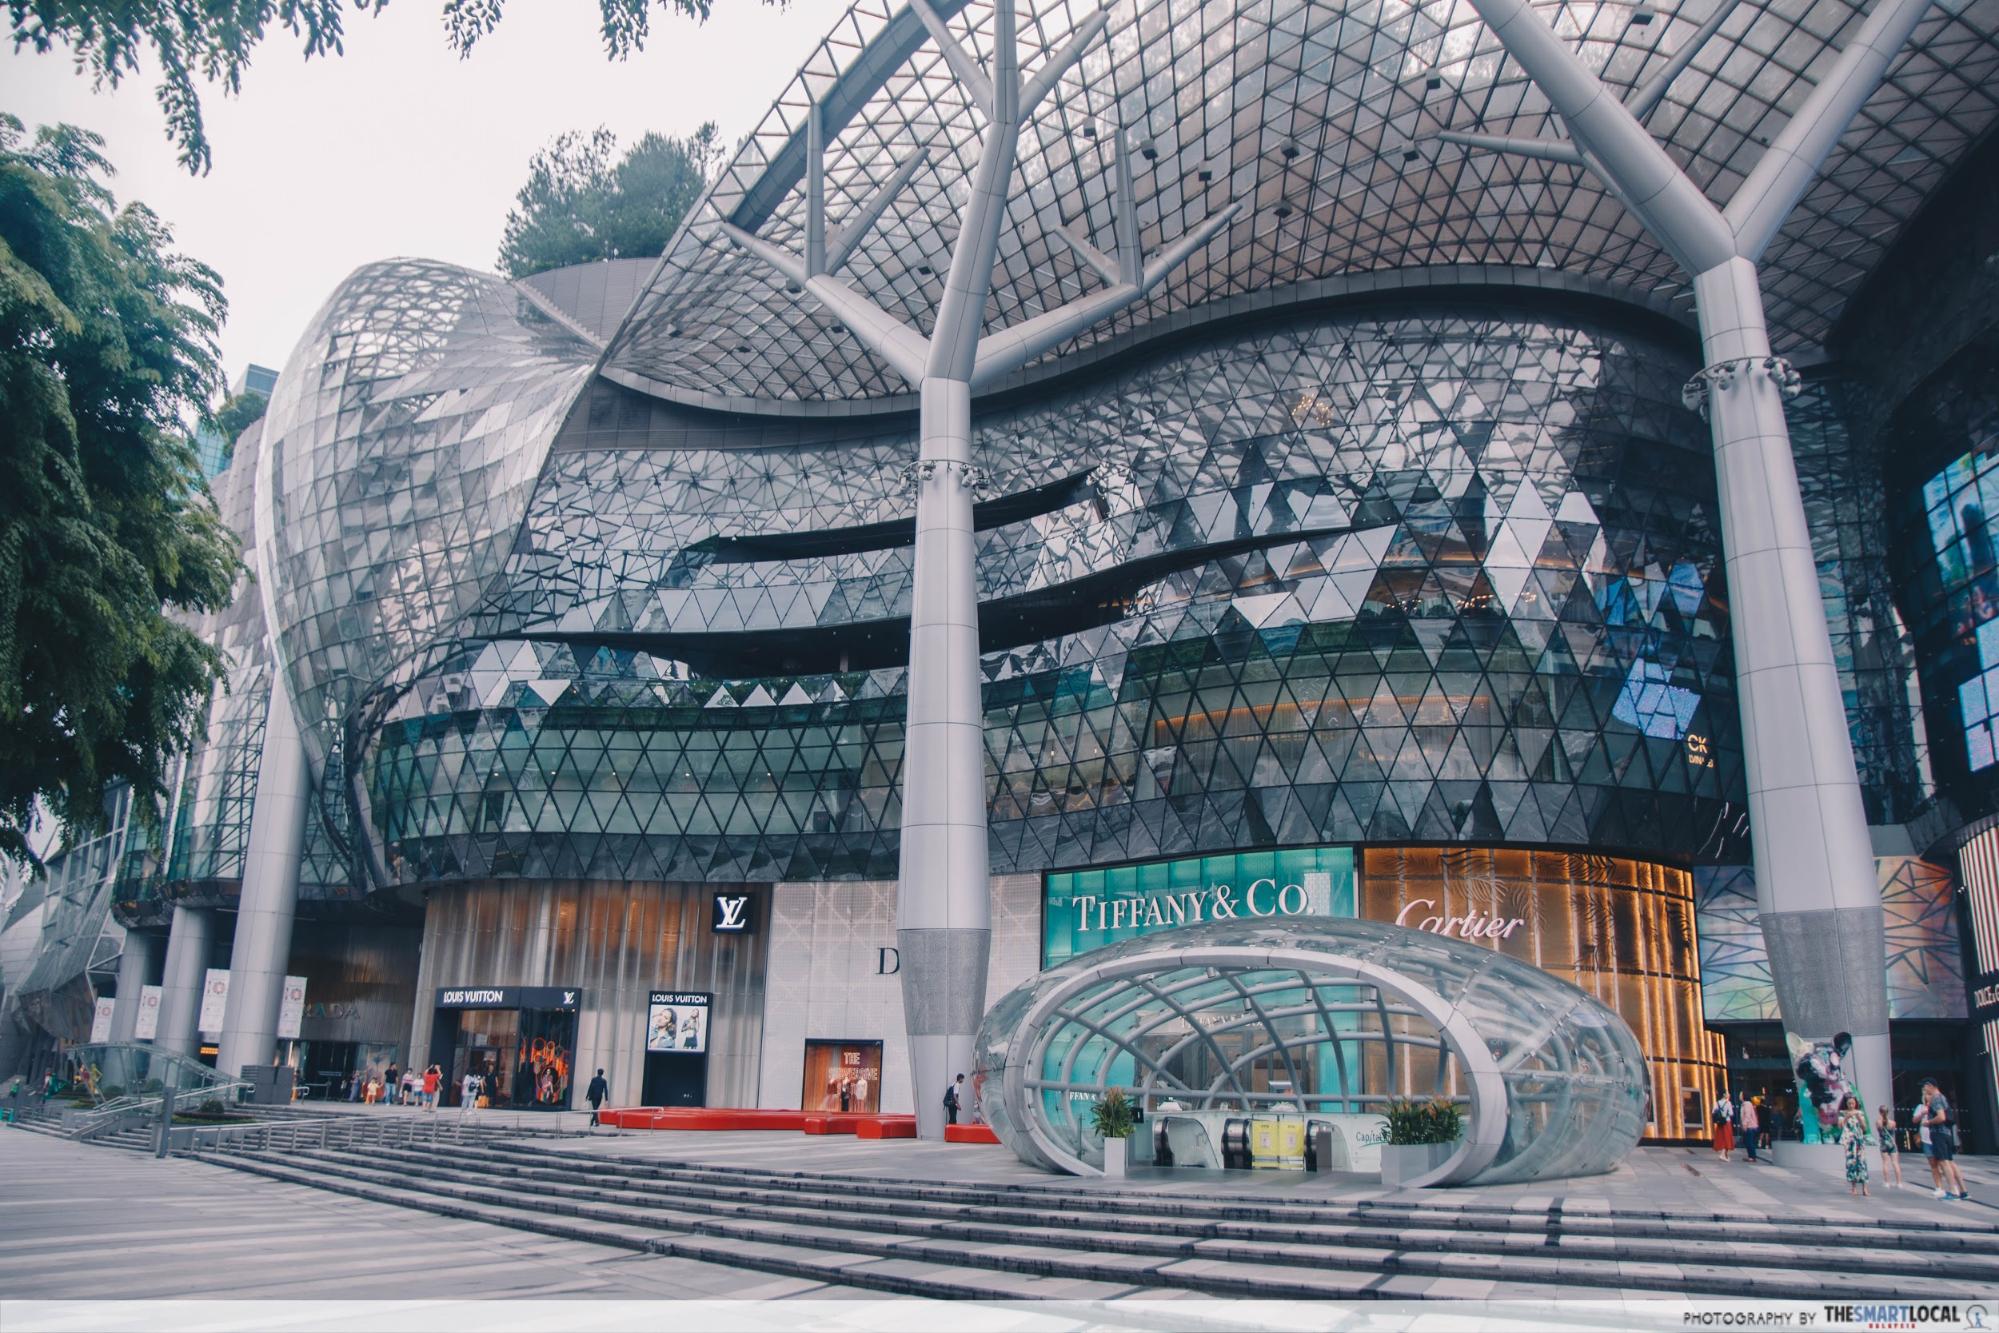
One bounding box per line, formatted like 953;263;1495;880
0;1130;862;1300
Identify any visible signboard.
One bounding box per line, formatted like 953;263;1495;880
646;991;711;1054
434;986;580;1010
90;997;116;1043
1043;848;1355;967
134;984;162;1040
277;975;308;1040
198;968;230;1034
711;892;755;934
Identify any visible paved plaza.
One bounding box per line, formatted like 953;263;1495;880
0;1130;866;1302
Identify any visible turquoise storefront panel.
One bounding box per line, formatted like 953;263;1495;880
1042;847;1357;967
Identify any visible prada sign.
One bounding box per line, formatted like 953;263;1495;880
712;892;756;934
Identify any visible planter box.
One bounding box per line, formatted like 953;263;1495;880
1102;1136;1128;1178
1379;1140;1457;1188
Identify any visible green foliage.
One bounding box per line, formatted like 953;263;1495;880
7;2;768;175
498;124;721;278
1382;1098;1463;1146
0;113;244;871
1089;1087;1136;1140
213;389;268;466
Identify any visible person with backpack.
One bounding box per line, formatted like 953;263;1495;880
943;1073;965;1126
1710;1090;1734;1161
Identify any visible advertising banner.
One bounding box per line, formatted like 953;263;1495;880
134;984;162;1039
90;997;116;1043
646;991;710;1053
198;968;230;1034
277;975;308;1040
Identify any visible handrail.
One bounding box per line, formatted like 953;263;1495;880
72;1079;254;1141
173;1110;469;1158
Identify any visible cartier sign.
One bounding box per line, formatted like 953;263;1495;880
1393;898;1526;941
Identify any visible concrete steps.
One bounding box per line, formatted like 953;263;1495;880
197;1136;1999;1302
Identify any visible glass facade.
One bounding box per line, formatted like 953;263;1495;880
1886;332;1999;818
257;301;1748;893
975;916;1650;1185
1041;844;1722;1136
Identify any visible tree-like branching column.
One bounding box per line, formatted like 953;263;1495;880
1442;0;1934;1118
719;0;1238;1137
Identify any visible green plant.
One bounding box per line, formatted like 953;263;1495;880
1089;1088;1137;1140
1383;1097;1464;1146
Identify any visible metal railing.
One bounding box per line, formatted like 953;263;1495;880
73;1081;251;1141
173;1110;469;1157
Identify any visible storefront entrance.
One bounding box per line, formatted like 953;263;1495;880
427;986;580;1109
802;1039;883;1113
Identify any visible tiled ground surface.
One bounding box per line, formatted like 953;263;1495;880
0;1130;865;1300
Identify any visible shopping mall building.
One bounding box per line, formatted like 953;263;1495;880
25;0;1999;1144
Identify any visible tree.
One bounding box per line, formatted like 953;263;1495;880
214;389;269;466
6;1;765;175
498;124;720;278
0;114;245;871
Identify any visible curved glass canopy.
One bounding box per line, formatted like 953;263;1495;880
974;916;1648;1184
603;0;1999;407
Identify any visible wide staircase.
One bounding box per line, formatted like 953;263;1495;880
194;1135;1999;1301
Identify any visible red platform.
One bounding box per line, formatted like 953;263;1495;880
598;1107;918;1139
855;1116;917;1139
944;1123;1000;1144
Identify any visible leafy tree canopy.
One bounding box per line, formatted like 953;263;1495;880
0;113;245;870
499;123;720;278
214;389;269;466
6;1;758;175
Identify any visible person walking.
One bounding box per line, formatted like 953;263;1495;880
944;1074;965;1126
1876;1103;1903;1189
585;1068;608;1129
1920;1079;1971;1200
400;1068;416;1106
1839;1094;1870;1197
1711;1090;1734;1162
1741;1095;1761;1163
384;1062;400;1106
459;1070;481;1120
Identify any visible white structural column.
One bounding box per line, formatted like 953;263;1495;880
899;378;990;1124
108;930;162;1044
217;670;313;1076
155;904;214;1057
720;0;1236;1137
1692;257;1894;1100
1456;0;1933;1118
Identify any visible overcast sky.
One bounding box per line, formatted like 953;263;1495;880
6;0;842;383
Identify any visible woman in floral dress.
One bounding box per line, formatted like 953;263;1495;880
1839;1094;1871;1197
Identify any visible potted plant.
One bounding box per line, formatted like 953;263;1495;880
1379;1097;1463;1187
1090;1088;1137;1178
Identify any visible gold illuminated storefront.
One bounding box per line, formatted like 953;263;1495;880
1043;844;1727;1140
1360;847;1726;1139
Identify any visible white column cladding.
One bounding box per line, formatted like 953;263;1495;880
108;930;162;1044
1695;258;1892;1116
155;904;214;1056
217;671;313;1075
900;378;991;1138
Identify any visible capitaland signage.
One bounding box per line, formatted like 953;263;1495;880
1043;848;1357;967
435;986;581;1010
